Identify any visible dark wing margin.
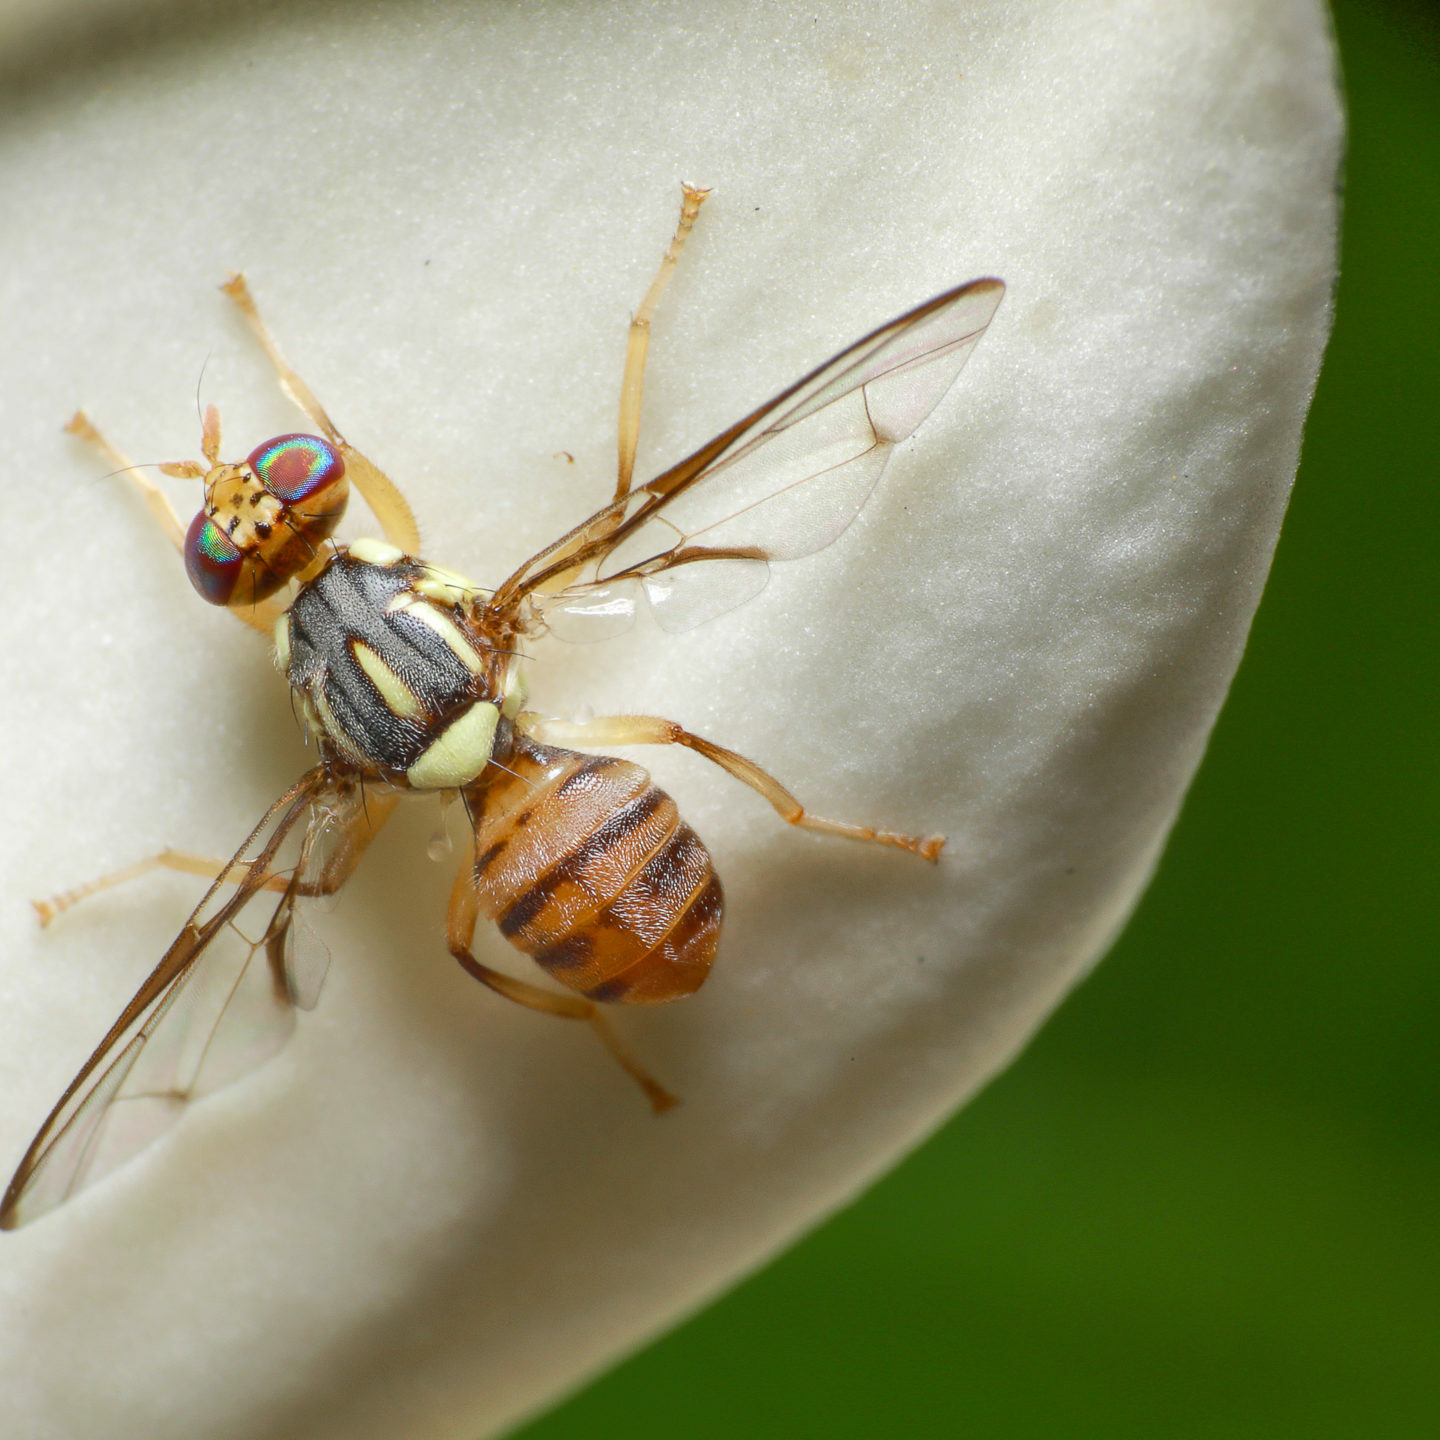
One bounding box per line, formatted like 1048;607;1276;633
489;277;1004;636
0;767;367;1230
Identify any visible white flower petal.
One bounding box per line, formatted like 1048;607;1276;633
0;2;1339;1437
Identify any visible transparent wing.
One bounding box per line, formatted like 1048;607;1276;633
0;768;369;1229
494;278;1004;637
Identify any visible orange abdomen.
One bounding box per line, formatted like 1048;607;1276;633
468;738;723;1004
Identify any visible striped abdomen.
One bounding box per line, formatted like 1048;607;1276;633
467;738;723;1004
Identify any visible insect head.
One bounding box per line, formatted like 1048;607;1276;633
167;410;350;607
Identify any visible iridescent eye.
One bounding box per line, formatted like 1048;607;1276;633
247;434;345;503
184;512;244;605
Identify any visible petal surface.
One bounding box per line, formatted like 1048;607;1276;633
0;2;1339;1437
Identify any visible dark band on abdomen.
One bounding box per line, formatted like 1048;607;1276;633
468;739;723;1005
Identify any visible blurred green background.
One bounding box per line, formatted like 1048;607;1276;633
516;3;1439;1436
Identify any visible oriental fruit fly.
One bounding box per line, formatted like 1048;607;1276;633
2;187;1003;1228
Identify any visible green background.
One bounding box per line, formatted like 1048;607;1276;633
516;3;1439;1436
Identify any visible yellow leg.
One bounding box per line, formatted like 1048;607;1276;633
220;274;423;556
66;411;282;635
445;826;678;1112
519;711;945;862
33;848;286;927
35;785;402;926
615;184;711;501
66;411;185;551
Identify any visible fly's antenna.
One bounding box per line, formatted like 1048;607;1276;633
194;353;212;431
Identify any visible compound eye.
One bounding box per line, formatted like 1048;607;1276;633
184;511;244;605
247;433;345;503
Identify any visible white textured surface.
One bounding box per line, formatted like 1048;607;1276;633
0;2;1339;1437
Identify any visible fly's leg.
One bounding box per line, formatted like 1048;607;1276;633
65;411;283;635
615;183;711;501
520;712;945;862
221;274;422;556
34;787;401;926
446;826;678;1113
66;411;185;551
34;850;285;927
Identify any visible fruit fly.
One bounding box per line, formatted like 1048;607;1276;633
1;187;1004;1228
